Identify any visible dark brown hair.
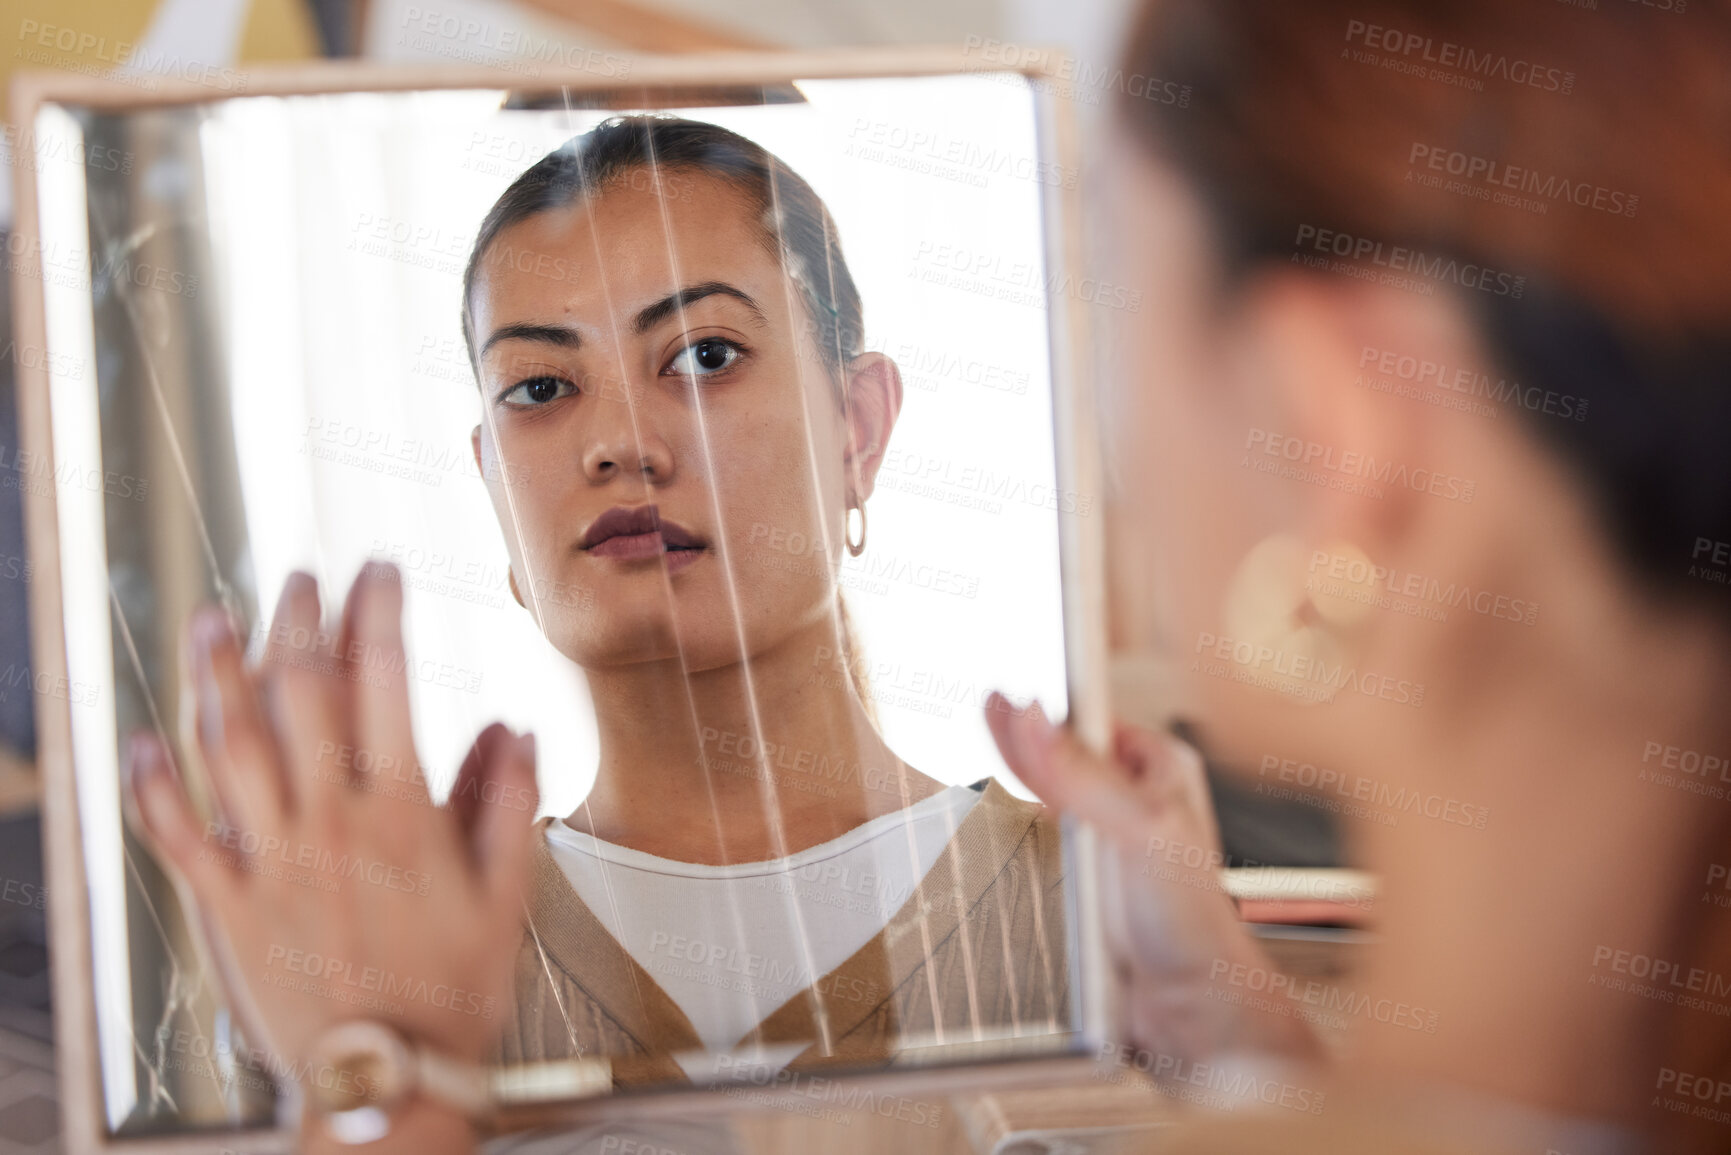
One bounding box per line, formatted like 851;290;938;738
460;115;863;389
1117;0;1731;610
1116;3;1731;1142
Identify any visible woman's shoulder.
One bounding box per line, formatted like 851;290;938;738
971;777;1060;842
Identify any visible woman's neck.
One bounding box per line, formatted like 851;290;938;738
567;613;943;863
1343;596;1731;1146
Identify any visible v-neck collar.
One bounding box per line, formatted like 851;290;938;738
521;779;1044;1083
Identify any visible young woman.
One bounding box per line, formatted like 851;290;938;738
455;115;1075;1081
988;1;1731;1152
124;116;1294;1151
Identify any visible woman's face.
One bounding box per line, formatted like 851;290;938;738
467;169;891;675
1101;137;1500;768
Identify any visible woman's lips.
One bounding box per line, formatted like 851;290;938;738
588;532;668;560
581;504;706;572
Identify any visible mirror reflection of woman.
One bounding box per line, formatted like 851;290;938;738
460;117;1068;1081
124;117;1293;1153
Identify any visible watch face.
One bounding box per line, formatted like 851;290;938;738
307;1021;416;1116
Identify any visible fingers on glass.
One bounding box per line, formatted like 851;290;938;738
340;562;433;814
187;604;291;835
125;730;234;900
263;571;355;821
450;720;515;842
472;732;539;907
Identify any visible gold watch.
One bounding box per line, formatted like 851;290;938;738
304;1020;613;1144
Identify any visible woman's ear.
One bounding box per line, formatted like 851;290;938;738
842;352;904;502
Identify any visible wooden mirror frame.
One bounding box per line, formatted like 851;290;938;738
8;45;1114;1153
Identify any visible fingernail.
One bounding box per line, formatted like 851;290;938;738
190;606;230;653
125;736;167;828
362;560;401;586
126;732;159;782
1019;700;1057;750
276;570;315;610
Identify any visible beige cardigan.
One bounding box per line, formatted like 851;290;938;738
490;780;1071;1086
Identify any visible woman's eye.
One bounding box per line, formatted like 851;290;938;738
499;376;575;407
666;338;741;378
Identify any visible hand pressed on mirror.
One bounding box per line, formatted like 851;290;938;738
124;564;538;1151
984;693;1322;1070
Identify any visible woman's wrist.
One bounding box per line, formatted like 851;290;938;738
300;1094;479;1155
295;1018;499;1150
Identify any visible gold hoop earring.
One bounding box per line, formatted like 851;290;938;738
507;566;526;609
845;503;867;557
1218;535;1375;704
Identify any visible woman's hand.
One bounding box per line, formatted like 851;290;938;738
125;564;539;1122
984;693;1320;1066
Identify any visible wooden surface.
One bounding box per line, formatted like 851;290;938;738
729;930;1364;1153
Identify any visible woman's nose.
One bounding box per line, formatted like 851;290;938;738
581;418;674;484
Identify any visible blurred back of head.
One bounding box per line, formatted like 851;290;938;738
1116;0;1731;613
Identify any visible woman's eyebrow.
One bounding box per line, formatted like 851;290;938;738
631;281;767;335
479;322;582;357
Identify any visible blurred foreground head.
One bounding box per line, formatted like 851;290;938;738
1103;1;1731;1147
1105;0;1731;765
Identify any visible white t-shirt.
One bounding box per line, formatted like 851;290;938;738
542;783;984;1056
